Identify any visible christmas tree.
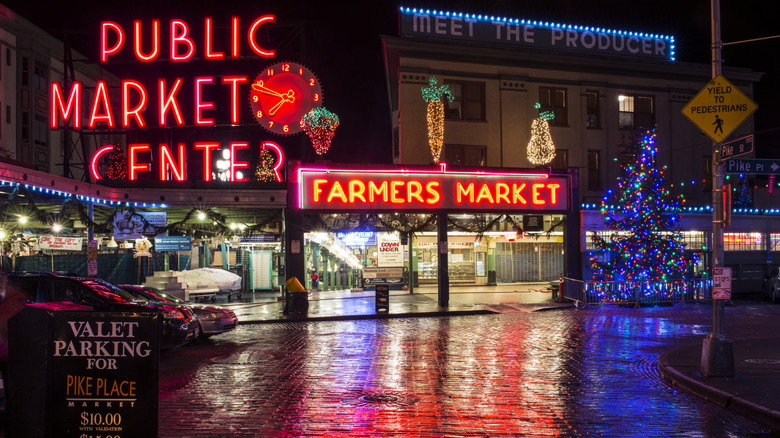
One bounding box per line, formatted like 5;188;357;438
301;107;339;157
526;103;556;165
105;145;127;180
589;129;695;301
421;76;453;163
254;149;276;182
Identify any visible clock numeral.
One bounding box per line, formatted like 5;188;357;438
299;68;303;75
266;68;274;76
282;63;290;72
283;124;289;133
252;95;259;103
269;121;275;128
314;93;320;102
256;110;263;119
299;120;305;128
309;78;315;87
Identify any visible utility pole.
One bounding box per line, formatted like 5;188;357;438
701;0;735;377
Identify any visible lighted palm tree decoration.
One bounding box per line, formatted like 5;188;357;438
527;103;557;165
301;107;340;158
421;76;453;163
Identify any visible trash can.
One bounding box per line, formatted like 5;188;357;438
375;284;390;312
284;277;309;314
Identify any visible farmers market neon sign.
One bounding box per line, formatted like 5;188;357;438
297;164;569;211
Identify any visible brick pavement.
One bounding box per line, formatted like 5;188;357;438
156;298;780;437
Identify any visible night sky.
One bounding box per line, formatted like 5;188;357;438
4;0;778;164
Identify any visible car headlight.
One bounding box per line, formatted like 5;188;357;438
203;312;219;320
161;307;186;320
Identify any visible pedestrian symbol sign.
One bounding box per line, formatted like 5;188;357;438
681;75;757;143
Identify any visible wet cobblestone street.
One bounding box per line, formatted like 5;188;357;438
159;302;780;437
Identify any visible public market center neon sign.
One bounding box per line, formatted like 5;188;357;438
297;165;569;211
49;16;286;182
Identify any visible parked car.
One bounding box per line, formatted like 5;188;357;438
5;272;193;349
118;285;200;342
761;267;780;302
120;285;238;338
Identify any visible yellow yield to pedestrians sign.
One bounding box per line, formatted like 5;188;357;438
681;74;757;144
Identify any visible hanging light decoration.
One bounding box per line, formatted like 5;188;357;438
301;107;340;157
526;103;556;165
421;76;453;163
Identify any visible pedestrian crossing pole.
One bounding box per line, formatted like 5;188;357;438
701;0;735;378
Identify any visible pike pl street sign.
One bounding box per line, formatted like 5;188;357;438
724;159;780;175
681;75;757;143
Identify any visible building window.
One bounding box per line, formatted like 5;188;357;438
703;155;712;190
618;94;654;130
21;111;29;141
444;80;485;121
34;115;48;147
34;62;48;92
723;232;763;251
587;150;601;190
586;90;600;128
21;56;29;87
539;87;567;126
5;48;10;66
550;149;568;169
445;144;486;167
5;105;10;123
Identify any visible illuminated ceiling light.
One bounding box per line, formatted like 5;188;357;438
18;216;28;224
52;224;62;233
0;230;5;240
198;211;207;221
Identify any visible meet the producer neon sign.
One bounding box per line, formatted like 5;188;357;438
298;165;569;211
50;16;288;183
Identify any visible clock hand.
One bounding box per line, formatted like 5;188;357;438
251;82;284;98
268;90;297;116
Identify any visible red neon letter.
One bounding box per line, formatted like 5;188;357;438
204;17;224;59
194;77;215;125
532;183;546;205
159;143;186;181
313;179;328;203
547;183;561;205
171;20;195;61
513;183;527;204
159;78;185;126
496;183;510;204
88;81;115;129
425;182;441;205
122;80;148;128
50;82;81;129
407;181;424;203
134;20;160;62
248;15;276;57
101;21;124;62
476;184;495;204
390;181;405;204
368;181;389;202
90;145;115;181
194;142;219;181
348;180;367;203
129;144;151;180
222;76;248;124
456;182;475;203
327;181;348;203
230;142;249;182
231;17;240;58
261;141;285;182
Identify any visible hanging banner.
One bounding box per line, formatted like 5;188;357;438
38;236;83;251
114;212;167;240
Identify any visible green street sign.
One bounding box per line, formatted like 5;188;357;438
724;159;780;175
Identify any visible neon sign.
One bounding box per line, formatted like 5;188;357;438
90;141;285;182
297;165;568;211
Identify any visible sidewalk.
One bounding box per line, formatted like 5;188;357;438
220;286;780;431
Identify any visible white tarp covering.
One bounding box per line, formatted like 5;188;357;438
175;268;241;290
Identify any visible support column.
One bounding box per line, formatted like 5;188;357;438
284;209;306;289
487;237;497;286
323;250;331;291
311;242;321;291
437;212;449;306
410;235;418;292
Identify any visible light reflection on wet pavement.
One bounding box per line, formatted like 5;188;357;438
159;303;780;437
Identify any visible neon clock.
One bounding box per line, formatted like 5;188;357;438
250;61;322;135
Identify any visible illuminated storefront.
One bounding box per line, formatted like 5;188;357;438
286;163;580;304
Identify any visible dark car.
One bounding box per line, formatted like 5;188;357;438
118;284;200;342
762;267;780;302
5;272;193;349
121;285;238;338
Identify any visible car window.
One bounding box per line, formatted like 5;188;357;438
39;279;76;303
80;279;138;302
8;277;38;301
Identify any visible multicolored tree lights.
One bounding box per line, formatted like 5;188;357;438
421;76;453;163
589;129;697;302
301;107;339;157
105;145;127;180
527;103;556;165
254;149;276;182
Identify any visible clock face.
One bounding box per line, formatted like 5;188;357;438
249;62;323;135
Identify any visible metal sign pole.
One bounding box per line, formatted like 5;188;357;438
701;0;735;377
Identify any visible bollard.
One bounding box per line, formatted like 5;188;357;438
284;277;309;314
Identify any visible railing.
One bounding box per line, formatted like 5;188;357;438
562;277;711;308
